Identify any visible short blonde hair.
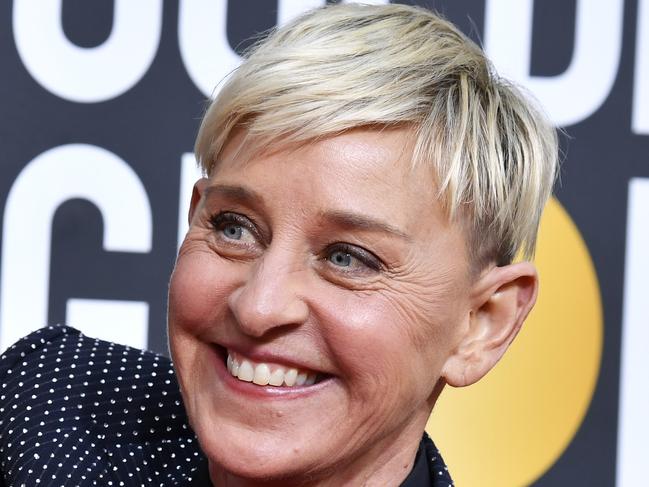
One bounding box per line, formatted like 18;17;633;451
195;3;558;267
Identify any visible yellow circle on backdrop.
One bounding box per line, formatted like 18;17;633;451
426;197;603;486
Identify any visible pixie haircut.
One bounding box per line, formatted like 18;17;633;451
195;3;558;268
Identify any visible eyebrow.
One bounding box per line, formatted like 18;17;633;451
321;210;411;241
203;184;265;207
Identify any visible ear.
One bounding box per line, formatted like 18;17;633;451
441;262;538;387
188;178;209;226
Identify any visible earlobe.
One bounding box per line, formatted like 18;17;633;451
441;262;539;388
188;178;209;226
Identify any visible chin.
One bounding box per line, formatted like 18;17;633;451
197;420;324;482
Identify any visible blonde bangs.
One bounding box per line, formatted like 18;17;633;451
195;3;558;266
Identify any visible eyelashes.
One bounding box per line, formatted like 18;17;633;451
324;242;384;272
209;212;262;244
207;211;385;274
209;211;252;233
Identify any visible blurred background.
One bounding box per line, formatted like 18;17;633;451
0;1;646;485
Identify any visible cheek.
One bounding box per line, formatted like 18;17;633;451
314;289;438;387
312;284;460;395
383;286;462;355
168;252;234;337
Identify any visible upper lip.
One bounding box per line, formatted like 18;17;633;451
215;342;330;375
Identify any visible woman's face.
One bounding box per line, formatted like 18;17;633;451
168;128;473;483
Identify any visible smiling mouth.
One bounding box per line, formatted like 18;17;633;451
225;349;322;388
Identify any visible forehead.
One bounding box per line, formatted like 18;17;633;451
211;128;450;232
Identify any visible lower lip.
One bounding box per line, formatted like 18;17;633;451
210;345;333;399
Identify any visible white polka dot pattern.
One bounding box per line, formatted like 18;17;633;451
418;435;454;487
0;325;208;486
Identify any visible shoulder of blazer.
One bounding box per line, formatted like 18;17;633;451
0;325;207;486
0;324;74;379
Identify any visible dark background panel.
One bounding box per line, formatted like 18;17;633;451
1;1;642;485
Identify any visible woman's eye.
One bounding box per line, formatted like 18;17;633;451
222;223;244;240
324;244;383;274
328;250;353;267
209;212;259;246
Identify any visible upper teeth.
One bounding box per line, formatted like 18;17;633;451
226;351;317;387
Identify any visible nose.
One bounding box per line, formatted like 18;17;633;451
227;249;310;338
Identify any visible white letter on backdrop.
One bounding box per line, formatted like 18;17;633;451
66;299;149;349
180;0;390;97
13;0;162;103
485;0;623;127
278;0;388;26
617;178;649;487
633;0;649;134
179;0;242;98
0;144;152;351
277;0;322;26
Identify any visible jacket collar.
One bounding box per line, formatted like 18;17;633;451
400;433;454;486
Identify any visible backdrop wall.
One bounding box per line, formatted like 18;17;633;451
0;1;646;486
